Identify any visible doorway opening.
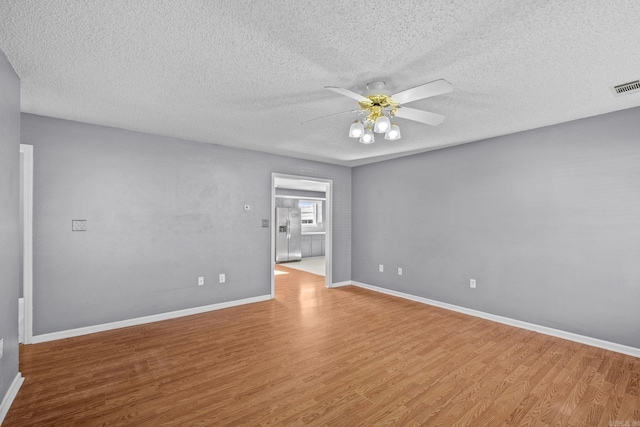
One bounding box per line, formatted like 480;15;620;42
271;173;332;298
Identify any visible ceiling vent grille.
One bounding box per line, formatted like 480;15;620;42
611;80;640;97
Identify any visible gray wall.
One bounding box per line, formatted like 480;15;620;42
0;49;20;405
21;114;351;335
352;106;640;349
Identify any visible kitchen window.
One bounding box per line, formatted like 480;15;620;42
299;200;322;227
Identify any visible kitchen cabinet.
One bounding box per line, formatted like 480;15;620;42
301;234;325;258
301;236;312;258
311;235;323;257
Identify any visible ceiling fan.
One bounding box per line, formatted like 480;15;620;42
312;79;453;144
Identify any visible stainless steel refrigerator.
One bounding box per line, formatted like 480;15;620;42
275;207;302;263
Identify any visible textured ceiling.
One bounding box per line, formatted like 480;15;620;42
1;1;639;167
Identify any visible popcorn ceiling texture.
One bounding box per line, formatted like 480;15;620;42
1;0;639;166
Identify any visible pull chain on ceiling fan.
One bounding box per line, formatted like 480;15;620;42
321;79;453;144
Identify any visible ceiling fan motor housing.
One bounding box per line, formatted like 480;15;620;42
359;94;398;122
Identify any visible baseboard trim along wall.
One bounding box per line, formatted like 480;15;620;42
31;295;273;344
0;373;24;425
330;281;352;288
349;281;640;358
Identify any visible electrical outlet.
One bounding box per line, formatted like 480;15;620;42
261;219;269;227
219;273;226;284
71;220;87;231
379;264;384;272
198;276;204;286
398;267;403;275
470;279;476;289
0;339;3;360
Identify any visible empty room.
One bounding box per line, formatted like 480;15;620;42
1;1;639;426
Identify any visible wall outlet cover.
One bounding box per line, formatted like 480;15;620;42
261;219;269;227
72;220;87;231
219;273;226;284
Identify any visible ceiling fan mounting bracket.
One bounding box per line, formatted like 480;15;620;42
363;81;390;96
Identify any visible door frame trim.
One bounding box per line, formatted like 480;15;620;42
271;173;333;297
20;144;34;344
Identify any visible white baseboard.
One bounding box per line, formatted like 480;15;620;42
32;295;272;344
0;373;24;425
330;280;352;288
350;281;640;358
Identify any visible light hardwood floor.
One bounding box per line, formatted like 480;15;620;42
5;266;640;426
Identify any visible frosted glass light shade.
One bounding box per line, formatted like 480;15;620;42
359;129;375;144
373;115;391;133
349;121;364;138
384;124;401;140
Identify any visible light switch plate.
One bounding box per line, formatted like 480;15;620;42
72;220;87;231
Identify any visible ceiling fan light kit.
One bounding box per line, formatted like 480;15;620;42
385;123;401;140
349;121;365;138
348;107;399;143
360;128;375;144
373;115;391;133
325;79;453;144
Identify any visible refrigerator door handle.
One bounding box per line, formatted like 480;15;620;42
287;219;291;239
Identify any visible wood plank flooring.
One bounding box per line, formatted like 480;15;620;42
5;266;640;426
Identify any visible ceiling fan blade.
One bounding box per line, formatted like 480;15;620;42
394;106;446;126
325;86;370;103
300;109;360;124
391;79;453;104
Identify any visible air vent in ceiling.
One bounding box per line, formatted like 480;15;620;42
611;80;640;97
